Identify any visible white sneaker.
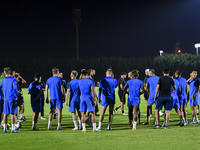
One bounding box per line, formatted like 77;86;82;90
93;128;101;132
114;109;118;115
122;113;128;115
107;126;112;130
82;129;86;132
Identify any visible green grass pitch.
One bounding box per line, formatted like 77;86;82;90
1;88;200;150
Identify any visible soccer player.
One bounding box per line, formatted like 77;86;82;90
0;70;5;129
28;73;42;130
46;67;64;130
123;70;144;130
39;75;46;120
79;70;100;132
187;71;199;124
175;70;188;125
143;69;151;116
15;71;26;122
143;69;159;125
169;71;184;126
114;72;127;115
98;69;117;130
65;70;81;130
0;67;20;133
153;67;176;129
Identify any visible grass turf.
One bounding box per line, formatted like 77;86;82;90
0;88;200;150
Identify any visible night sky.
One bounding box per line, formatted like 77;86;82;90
1;0;200;59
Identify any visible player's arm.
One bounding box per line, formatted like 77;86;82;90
32;90;42;102
45;85;49;104
98;82;102;104
192;81;199;100
91;86;96;106
65;89;70;106
139;86;144;95
145;84;149;94
13;79;19;100
120;84;124;91
154;84;160;102
122;86;128;102
18;74;26;84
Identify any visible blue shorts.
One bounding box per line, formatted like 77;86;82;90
171;94;180;109
69;101;80;113
31;99;41;112
127;99;140;107
80;98;95;112
147;96;156;105
3;100;18;115
50;99;63;110
101;97;115;107
156;96;172;111
190;96;198;106
178;95;187;106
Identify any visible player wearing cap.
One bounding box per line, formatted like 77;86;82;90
114;72;127;115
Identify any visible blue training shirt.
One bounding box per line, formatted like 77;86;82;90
176;77;187;99
67;79;80;102
146;76;159;97
171;79;180;94
79;78;94;100
0;76;19;101
46;76;63;100
28;81;42;102
188;78;199;100
125;79;143;102
98;77;117;101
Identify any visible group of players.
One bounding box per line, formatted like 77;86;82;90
0;66;199;133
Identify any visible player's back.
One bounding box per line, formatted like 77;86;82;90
188;78;199;98
99;77;117;98
147;76;159;96
1;76;18;101
171;79;179;94
28;81;41;101
177;77;187;98
69;79;80;102
46;76;62;100
126;79;143;100
79;78;93;97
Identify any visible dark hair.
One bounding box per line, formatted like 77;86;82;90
175;69;182;76
121;72;127;75
132;70;139;78
5;68;12;75
163;67;170;74
87;69;92;75
149;68;155;74
34;73;41;80
81;69;88;76
169;71;174;77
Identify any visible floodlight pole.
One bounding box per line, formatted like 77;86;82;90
73;9;81;60
196;48;198;56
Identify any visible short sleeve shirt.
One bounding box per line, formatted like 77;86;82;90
158;76;175;97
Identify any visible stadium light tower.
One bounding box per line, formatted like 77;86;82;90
195;43;200;56
73;9;81;60
159;50;163;56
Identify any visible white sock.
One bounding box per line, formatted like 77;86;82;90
82;123;86;130
182;117;185;122
107;122;111;128
130;120;133;124
133;121;137;128
12;124;15;130
78;120;82;128
193;117;195;122
19;114;23;119
98;122;102;128
22;113;24;117
148;117;150;122
73;120;78;129
32;121;35;127
185;117;187;122
197;110;199;113
58;123;61;128
93;123;96;130
4;124;7;130
48;121;51;128
196;115;199;121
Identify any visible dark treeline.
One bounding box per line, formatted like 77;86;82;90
1;53;200;87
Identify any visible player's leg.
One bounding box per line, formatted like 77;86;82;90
71;112;78;130
89;111;99;131
132;105;138;130
144;104;151;125
128;106;133;125
153;97;164;129
81;111;86;132
57;109;63;130
77;111;82;130
32;112;40;130
48;100;56;129
164;97;173;129
107;104;114;130
197;105;199;115
98;106;107;130
138;105;141;124
41;98;45;120
95;101;99;115
3;114;8;132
